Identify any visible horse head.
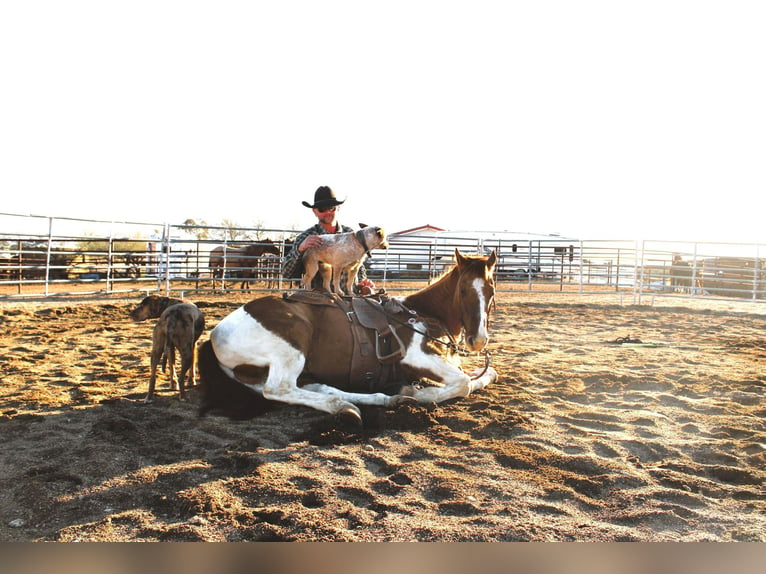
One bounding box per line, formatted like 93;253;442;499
246;240;281;257
261;239;281;256
454;248;497;352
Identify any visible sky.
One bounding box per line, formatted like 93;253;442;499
1;1;764;243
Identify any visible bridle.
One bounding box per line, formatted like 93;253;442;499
359;271;495;380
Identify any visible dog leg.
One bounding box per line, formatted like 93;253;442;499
345;263;360;296
319;262;333;292
191;342;198;386
169;346;178;390
302;256;319;290
146;336;164;403
178;345;193;401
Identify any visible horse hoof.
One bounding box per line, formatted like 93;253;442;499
335;406;363;427
390;395;418;407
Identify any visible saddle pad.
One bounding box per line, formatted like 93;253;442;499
282;290;340;307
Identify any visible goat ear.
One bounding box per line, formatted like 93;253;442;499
359;223;368;229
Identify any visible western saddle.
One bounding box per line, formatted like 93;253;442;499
282;290;418;392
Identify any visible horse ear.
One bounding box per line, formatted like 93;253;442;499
359;223;368;229
455;249;466;268
487;250;498;269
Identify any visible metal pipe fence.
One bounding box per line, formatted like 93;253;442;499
0;213;763;305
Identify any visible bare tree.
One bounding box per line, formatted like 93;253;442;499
182;219;211;241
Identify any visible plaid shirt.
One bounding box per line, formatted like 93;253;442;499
281;222;368;287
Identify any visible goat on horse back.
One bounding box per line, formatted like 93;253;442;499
208;240;281;291
198;249;498;425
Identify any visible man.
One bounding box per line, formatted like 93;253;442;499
282;186;373;292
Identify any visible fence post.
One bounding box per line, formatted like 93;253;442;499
559;252;564;291
162;223;171;296
635;240;644;305
526;241;533;291
106;230;114;293
44;217;53;297
16;239;22;295
222;237;228;292
691;242;699;296
753;244;760;301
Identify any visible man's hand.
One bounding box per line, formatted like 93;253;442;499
356;278;376;296
298;235;323;253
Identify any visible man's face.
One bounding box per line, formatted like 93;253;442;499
313;206;338;226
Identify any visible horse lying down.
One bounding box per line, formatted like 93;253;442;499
130;295;205;402
301;225;388;295
199;249;498;425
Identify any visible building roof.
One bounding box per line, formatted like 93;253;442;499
391;224;446;236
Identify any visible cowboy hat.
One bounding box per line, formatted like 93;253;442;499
302;186;346;209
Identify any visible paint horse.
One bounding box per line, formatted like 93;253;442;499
208;240;281;291
198;249;498;425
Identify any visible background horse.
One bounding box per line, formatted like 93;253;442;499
198;249;498;425
670;255;704;294
208;240;280;291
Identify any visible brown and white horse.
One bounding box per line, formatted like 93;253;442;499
208;240;281;291
198;249;498;424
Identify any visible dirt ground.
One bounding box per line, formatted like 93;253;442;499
0;290;764;542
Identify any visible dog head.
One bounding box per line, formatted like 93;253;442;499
129;295;183;322
359;225;388;250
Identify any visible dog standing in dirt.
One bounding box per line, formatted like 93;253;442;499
301;225;388;295
145;303;205;402
129;295;205;402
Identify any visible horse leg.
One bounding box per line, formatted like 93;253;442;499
215;268;224;292
241;268;254;291
300;383;412;408
400;335;498;404
258;362;366;422
212;307;364;419
401;363;498;404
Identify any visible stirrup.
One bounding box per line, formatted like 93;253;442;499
375;324;406;363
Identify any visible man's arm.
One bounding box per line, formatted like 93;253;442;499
281;228;314;279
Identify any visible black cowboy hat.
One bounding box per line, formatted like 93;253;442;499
302;186;346;209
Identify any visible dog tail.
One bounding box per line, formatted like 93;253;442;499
197;339;274;419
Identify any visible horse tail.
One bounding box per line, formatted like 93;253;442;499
197;339;274;419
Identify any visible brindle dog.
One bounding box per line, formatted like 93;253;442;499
146;302;205;403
